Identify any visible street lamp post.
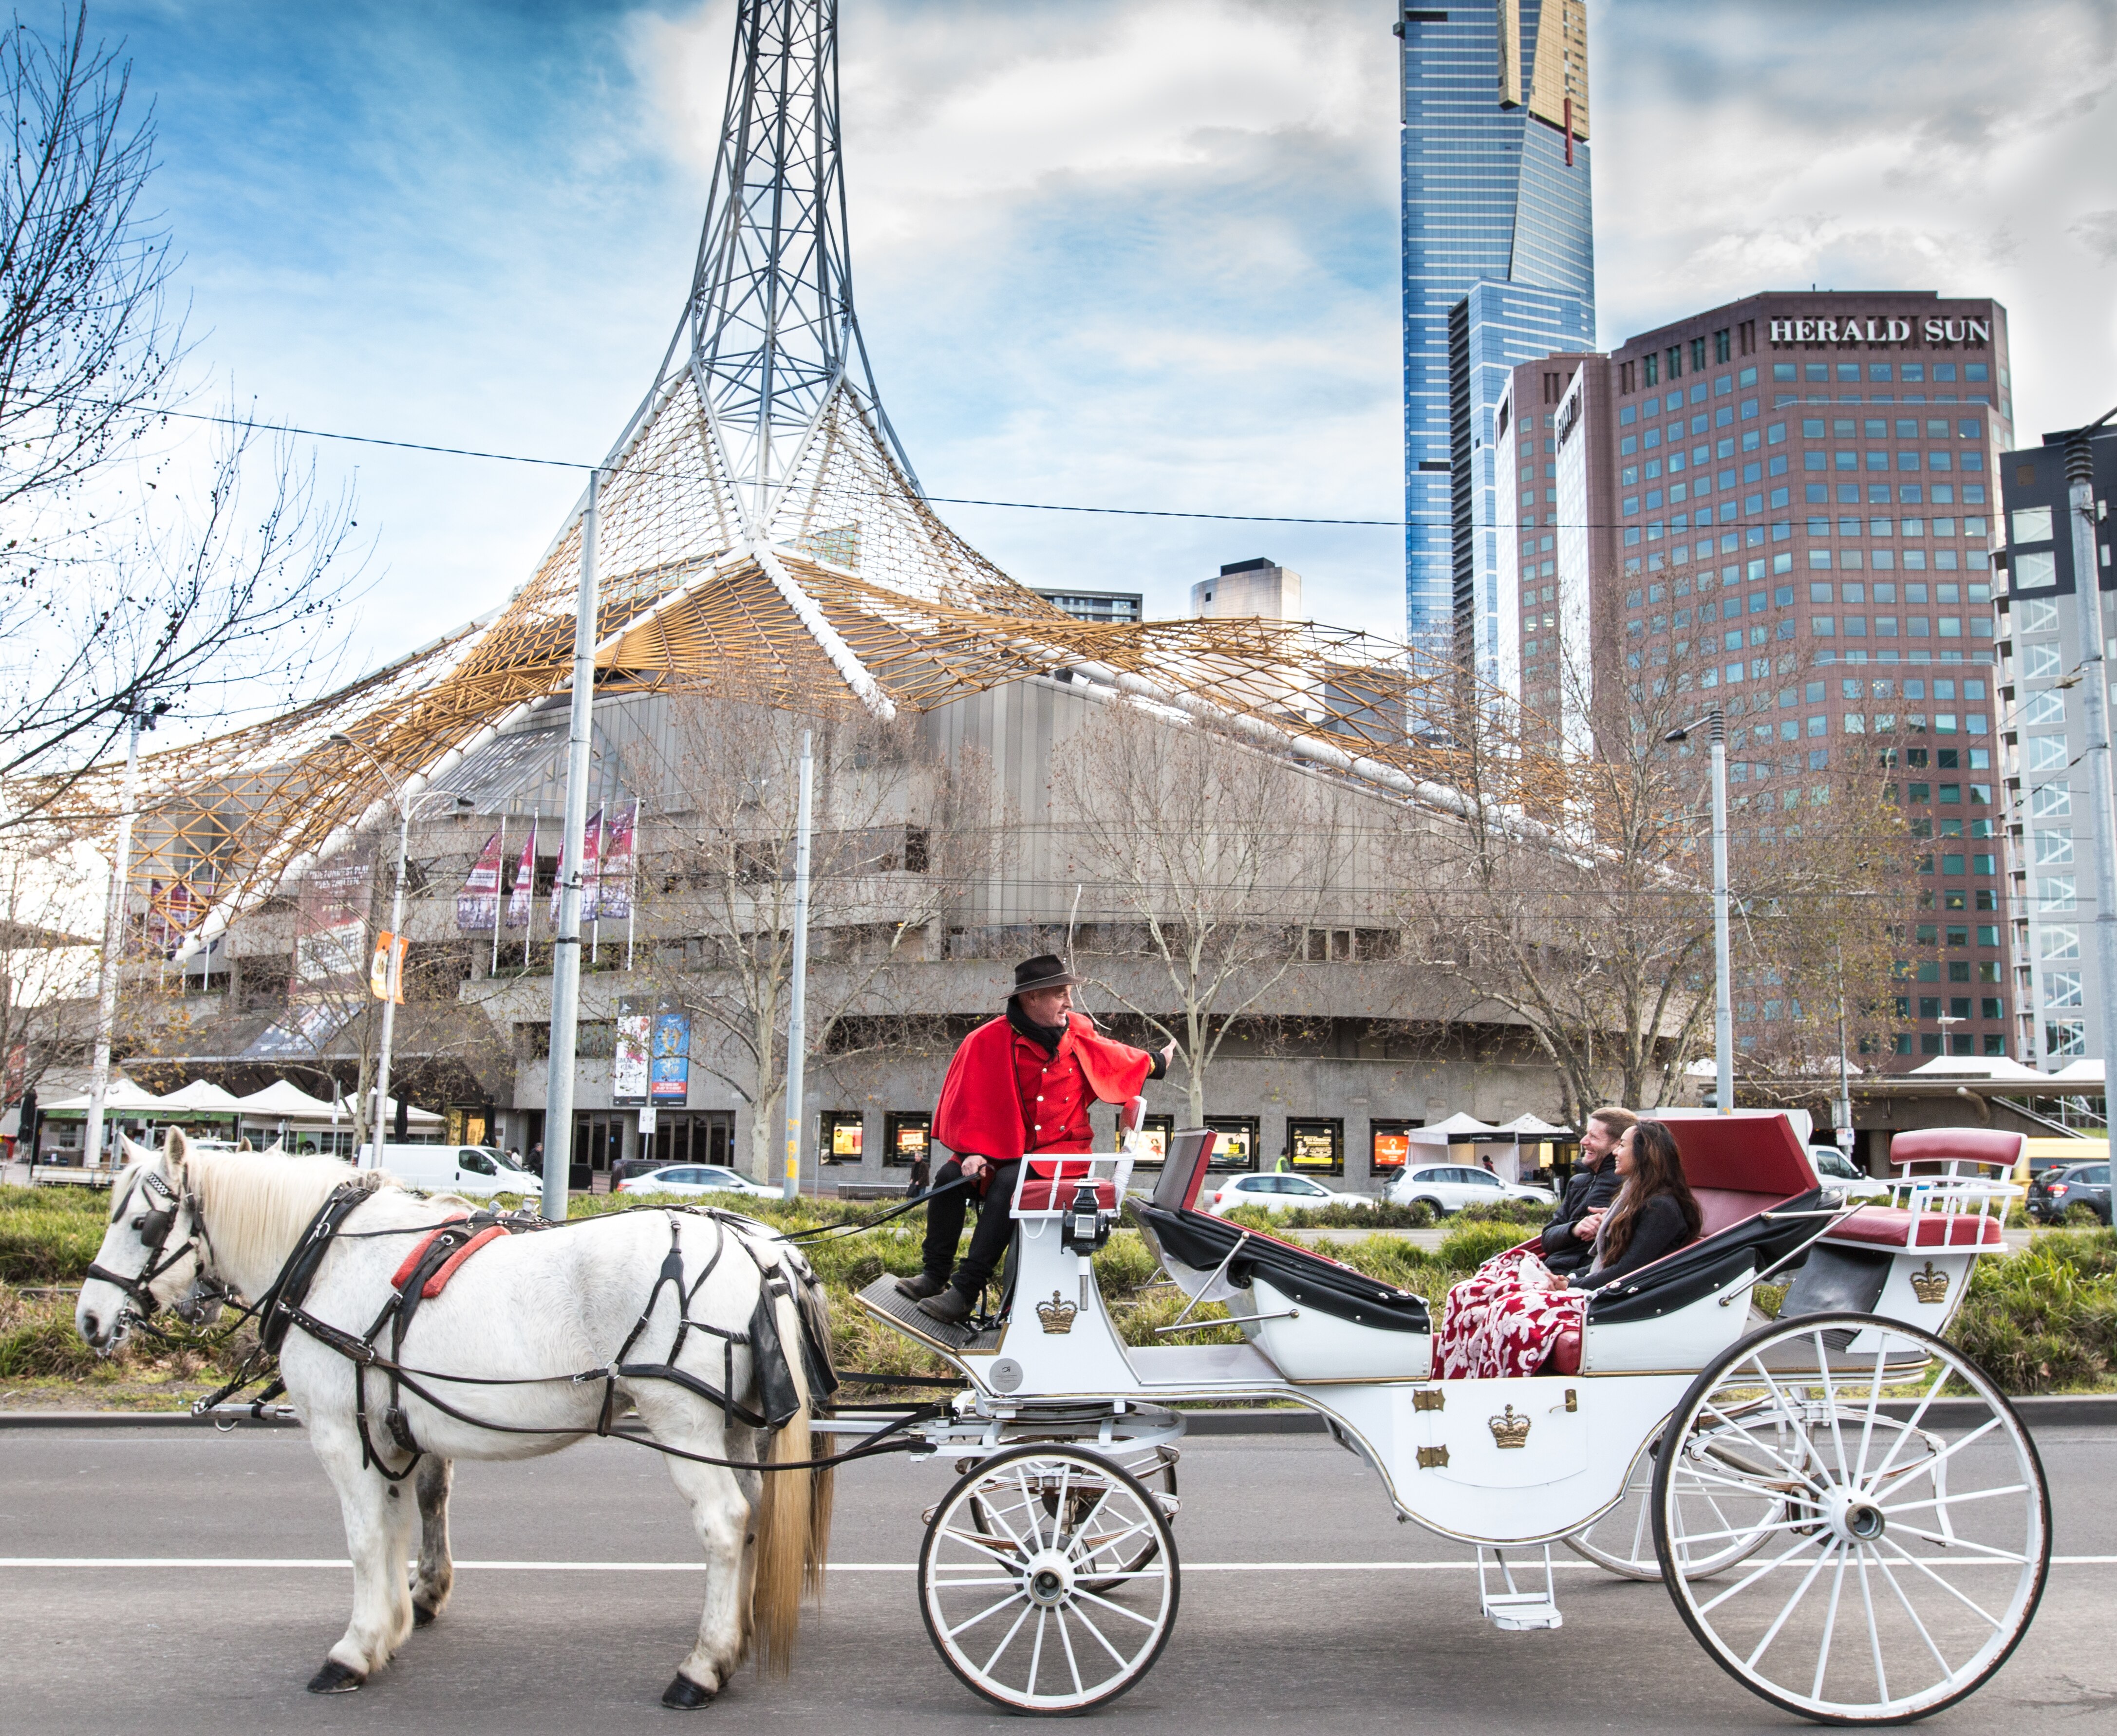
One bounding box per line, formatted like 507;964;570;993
1667;708;1734;1114
83;700;163;1172
329;733;471;1157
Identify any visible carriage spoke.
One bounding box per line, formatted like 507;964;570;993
1742;1538;1838;1670
1857;1546;1890;1705
1810;1540;1851;1701
1881;1523;2030;1565
939;1528;1030;1573
1873;1545;1958;1680
948;1589;1030;1641
979;1600;1033;1677
1873;1535;2008;1629
1065;1595;1130;1668
1025;1608;1047;1699
1054;1603;1085;1699
933;1575;1028;1591
1699;1403;1826;1496
1879;1483;2029;1519
1862;1360;1955;1488
1852;1341;1893;1488
1698;1519;1832;1616
1658;1512;1814;1549
1813;1330;1853;1491
1072;1587;1163;1628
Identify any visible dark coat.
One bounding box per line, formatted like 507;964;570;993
1573;1194;1695;1291
1539;1160;1621;1271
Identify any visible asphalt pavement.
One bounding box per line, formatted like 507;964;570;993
2;1423;2113;1736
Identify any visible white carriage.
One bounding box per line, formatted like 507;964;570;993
850;1113;2048;1724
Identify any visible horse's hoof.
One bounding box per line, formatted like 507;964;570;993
307;1660;365;1695
413;1601;439;1627
661;1673;716;1709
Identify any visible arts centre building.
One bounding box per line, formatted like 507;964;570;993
59;15;1613;1196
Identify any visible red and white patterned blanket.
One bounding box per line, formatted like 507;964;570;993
1435;1247;1586;1380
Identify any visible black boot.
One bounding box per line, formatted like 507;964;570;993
894;1271;946;1300
917;1286;974;1325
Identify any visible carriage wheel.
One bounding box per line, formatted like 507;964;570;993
968;1441;1178;1594
1567;1427;1782;1583
1654;1312;2049;1724
920;1444;1180;1715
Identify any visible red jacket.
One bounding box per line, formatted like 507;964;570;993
933;1012;1153;1176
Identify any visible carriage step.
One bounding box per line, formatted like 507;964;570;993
1477;1546;1563;1631
855;1275;1004;1355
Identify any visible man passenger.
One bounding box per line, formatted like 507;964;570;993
1539;1105;1634;1275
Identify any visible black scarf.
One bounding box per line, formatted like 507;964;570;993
1008;999;1068;1057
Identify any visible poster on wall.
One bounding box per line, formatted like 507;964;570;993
650;1008;690;1103
594;803;637;920
613;998;652;1105
294;849;373;989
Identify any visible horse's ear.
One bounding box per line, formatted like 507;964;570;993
164;1126;189;1186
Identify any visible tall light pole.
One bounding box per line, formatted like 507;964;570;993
782;729;814;1199
329;732;470;1157
83;698;166;1171
1667;707;1734;1114
543;468;600;1222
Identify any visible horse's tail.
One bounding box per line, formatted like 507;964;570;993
750;1267;829;1676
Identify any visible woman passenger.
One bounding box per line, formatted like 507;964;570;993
1554;1120;1702;1291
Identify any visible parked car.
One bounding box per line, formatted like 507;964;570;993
2025;1161;2111;1226
1383;1163;1555;1215
1808;1146;1892;1204
612;1163;781;1199
356;1142;537;1198
1202;1172;1374;1215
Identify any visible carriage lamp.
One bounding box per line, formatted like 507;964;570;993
1060;1181;1111;1254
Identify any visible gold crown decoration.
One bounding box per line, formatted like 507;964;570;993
1035;1290;1078;1335
1488;1405;1532;1450
1909;1261;1950;1305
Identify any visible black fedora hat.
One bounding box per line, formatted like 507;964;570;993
1010;954;1081;999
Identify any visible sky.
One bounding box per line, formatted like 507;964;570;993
87;0;2117;720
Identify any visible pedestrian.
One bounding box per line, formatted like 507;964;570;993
897;955;1172;1325
907;1148;931;1194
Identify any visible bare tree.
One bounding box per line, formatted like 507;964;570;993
1401;635;1911;1123
0;7;362;821
1049;698;1357;1125
637;691;998;1179
0;830;99;1098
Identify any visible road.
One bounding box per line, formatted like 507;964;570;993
2;1423;2112;1735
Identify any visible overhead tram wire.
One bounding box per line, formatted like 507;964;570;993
107;400;1773;533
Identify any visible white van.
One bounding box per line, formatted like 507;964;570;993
355;1143;537;1198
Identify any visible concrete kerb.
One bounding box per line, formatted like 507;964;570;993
5;1395;2115;1432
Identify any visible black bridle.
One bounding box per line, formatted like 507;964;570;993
83;1167;215;1325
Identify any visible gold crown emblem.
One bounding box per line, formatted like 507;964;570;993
1909;1260;1950;1305
1488;1405;1531;1450
1035;1290;1078;1334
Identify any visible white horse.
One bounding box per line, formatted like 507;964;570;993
76;1131;834;1707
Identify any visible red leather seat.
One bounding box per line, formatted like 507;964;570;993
1828;1206;2005;1248
1018;1177;1117;1210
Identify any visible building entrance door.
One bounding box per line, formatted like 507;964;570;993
646;1111;734;1170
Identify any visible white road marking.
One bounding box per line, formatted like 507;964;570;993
3;1556;2114;1572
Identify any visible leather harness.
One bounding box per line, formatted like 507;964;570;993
206;1181;849;1482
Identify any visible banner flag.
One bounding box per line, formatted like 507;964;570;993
369;932;407;1004
505;820;537;928
553;808;602;922
596;803;638;920
455;830;503;931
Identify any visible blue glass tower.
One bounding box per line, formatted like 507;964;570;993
1400;1;1595;678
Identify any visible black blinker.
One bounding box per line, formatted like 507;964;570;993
140;1208;175;1249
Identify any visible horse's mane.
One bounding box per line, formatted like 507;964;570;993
174;1139;397;1273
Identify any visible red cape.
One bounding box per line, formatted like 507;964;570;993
932;1011;1153;1164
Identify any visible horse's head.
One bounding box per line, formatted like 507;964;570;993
75;1128;219;1352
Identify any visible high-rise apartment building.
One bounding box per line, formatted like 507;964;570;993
1398;2;1594;679
1496;291;2015;1064
1996;425;2117;1068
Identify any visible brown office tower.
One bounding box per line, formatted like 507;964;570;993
1494;293;2013;1068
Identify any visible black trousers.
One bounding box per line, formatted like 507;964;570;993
920;1157;1023;1298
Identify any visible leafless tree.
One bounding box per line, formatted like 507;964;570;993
0;7;362;822
636;690;999;1179
1049;697;1357;1125
0;830;99;1099
1401;634;1911;1123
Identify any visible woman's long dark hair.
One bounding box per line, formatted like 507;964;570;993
1601;1120;1702;1263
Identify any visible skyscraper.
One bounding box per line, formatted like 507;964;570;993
1398;1;1595;678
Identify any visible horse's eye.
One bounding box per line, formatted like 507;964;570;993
131;1216;147;1231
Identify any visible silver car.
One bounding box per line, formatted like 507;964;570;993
1384;1162;1554;1214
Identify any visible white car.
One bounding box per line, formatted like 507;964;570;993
1808;1146;1892;1204
1384;1162;1555;1215
1202;1172;1375;1215
612;1163;781;1199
